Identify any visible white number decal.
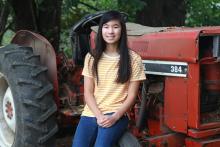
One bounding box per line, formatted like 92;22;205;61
143;63;147;71
171;66;182;73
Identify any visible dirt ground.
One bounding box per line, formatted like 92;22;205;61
56;136;73;147
55;127;75;147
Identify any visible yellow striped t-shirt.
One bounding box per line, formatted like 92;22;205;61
81;50;146;117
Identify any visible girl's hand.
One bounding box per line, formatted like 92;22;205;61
96;114;108;126
98;113;120;128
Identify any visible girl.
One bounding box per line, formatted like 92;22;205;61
72;10;146;147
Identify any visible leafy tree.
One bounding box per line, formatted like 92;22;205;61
136;0;186;26
1;0;220;51
186;0;220;26
1;0;62;51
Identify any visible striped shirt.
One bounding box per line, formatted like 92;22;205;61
82;50;146;117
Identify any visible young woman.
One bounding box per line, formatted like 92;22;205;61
72;10;146;147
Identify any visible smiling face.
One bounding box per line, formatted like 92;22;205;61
102;19;122;45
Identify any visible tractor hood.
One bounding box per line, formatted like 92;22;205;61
91;23;220;63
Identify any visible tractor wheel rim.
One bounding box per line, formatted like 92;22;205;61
0;73;15;147
3;87;16;132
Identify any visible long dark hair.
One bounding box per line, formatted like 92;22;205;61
91;10;131;84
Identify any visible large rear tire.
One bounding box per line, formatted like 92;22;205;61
0;44;58;147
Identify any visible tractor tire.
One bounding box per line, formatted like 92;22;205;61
0;44;58;147
117;131;142;147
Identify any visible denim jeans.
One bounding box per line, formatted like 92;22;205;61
72;113;129;147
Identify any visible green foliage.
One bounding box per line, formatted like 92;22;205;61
118;0;146;21
61;0;145;29
186;0;220;26
0;0;7;5
60;0;146;56
59;29;72;57
2;30;15;46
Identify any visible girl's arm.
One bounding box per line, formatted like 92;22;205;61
84;76;106;124
113;81;140;119
100;81;140;128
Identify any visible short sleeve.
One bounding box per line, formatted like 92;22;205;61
130;55;146;81
82;53;93;78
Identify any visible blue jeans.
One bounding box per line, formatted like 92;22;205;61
72;113;129;147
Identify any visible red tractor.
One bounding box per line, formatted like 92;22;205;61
0;11;220;147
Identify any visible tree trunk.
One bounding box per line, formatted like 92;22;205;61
9;0;38;31
8;0;62;51
38;0;62;51
136;0;186;27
